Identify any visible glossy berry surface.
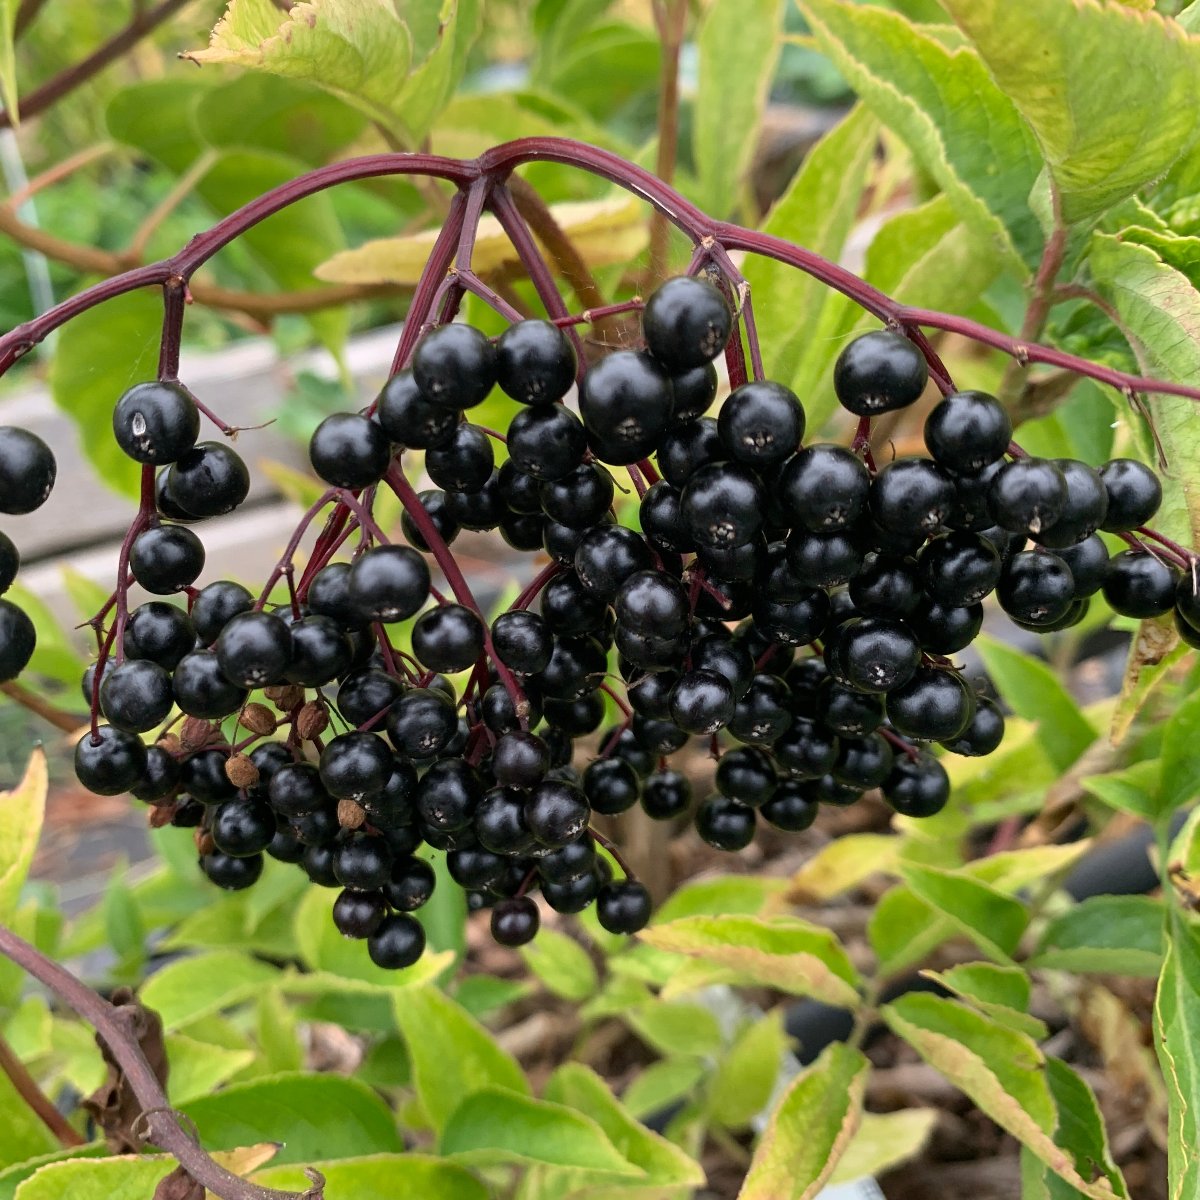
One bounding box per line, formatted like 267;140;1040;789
309;412;392;489
113;381;200;465
0;426;56;514
833;329;928;415
642;275;732;372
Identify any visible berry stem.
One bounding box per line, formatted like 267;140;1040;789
257;490;338;609
599;681;633;718
588;826;637;882
384;462;530;729
157;275;187;382
511;560;563;611
879;727;921;763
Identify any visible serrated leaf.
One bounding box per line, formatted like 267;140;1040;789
638;915;860;1008
1031;894;1164;977
0;750;46;926
941;0;1200;224
883;993;1119;1199
1041;1059;1131;1198
693;0;783;217
902;863;1029;964
252;1152;490;1199
785;833;899;904
181;1072;402;1163
137;950;283;1030
738;1042;868;1200
625;1001;725;1058
868;885;954;977
163;1032;255;1103
710;1011;791;1129
48;290;160;501
798;0;1043;268
316;196;648;285
13;1157;171;1200
923;963;1046;1039
826;1108;938;1187
394;0;483;143
1155;908;1200;1200
441;1088;640;1175
620;1057;707;1121
187;0;415;141
975;635;1098;771
393;985;529;1132
963;842;1093;894
1083;758;1164;822
519;928;598;1002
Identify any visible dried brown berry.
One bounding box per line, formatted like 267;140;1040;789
337;797;367;830
296;700;329;741
239;702;277;736
224;753;260;790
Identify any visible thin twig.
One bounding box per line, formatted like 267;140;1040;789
0;1031;86;1146
0;681;83;733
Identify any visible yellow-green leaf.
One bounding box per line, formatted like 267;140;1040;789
1155;909;1200;1200
710;1010;791;1129
826;1108;938;1187
901;863;1029;964
0;750;47;925
785;833;899;904
738;1042;868;1200
941;0;1200;223
638;915;860;1008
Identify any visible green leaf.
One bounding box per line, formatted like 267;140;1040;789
58;567;111;626
1155;908;1200;1200
0;1067;58;1169
103;870;146;975
638;915;860;1007
48;289;160;501
180;1072;402;1163
797;0;1043;268
13;1158;171;1200
1031;894;1164;977
1090;233;1200;548
0;1147;108;1200
883;993;1120;1199
868;885;955;977
0;0;17;125
163;1032;255;1104
292;884;451;991
743;105;879;393
621;1057;707;1121
394;0;483;143
255;988;302;1074
1039;1059;1130;1199
941;0;1200;224
452;975;530;1018
136;950;282;1030
739;1042;869;1200
187;0;415;142
544;1062;705;1186
653;875;786;924
519;927;598;1002
440;1088;640;1176
693;0;784;217
1161;687;1200;818
1083;758;1164;822
710;1010;790;1129
1181;1;1200;34
624;1001;725;1058
901;864;1029;964
974;635;1098;771
251;1153;489;1200
392;985;529;1133
0;751;46;926
826;1108;938;1187
923;963;1046;1039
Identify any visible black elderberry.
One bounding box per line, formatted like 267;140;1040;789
779;444;870;533
426;423;495;493
641;768;692;820
411;604;484;673
376;369;458;448
837;617;921;693
752;589;831;646
870;459;955;536
124;601;195;670
414;758;482;832
302;842;340;886
633;713;689;755
180;748;238;804
942;696;1005;757
496;319;576;404
113;381;200;465
268;761;328;817
192;580;254;645
445;469;507;530
507;405;587;482
917;532;1001;607
831;733;893;789
681;462;764;550
882;751;950;818
166;442;250;519
413;323;497;409
691;635;754;700
201;851;264;891
267;826;306;865
173;650;247;719
595;880;652;934
639;482;695;553
74;725;148;795
367;913;426;969
849;553;921;617
1099;458;1162;531
491;610;553;675
131;745;182;804
0;427;56;514
657;417;725;489
334;833;394;889
0;600;35;683
286;614;354;686
988;458;1068;535
332;889;387;938
498;510;545;553
816;679;884;737
348;545;430;623
309;412;392;489
1032;459;1108;548
447;846;509;890
498;461;543;515
997;549;1075;625
540;570;608;636
785;527;864;589
669;361;719;423
492;730;550;788
715;747;777;807
212;797;276;858
579;350;674;465
99;660;174;733
668;670;735;734
526;779;590;847
760;781;819;832
320;732;393;800
538;635;606;701
491;896;541;946
614;568;689;637
728;674;792;745
574;524;654;599
614;625;687;673
384;856;437;911
642;275;732;372
130;525;205;595
216;610;293;688
539;464;614;530
833;330;928;416
538;838;597;884
694;793;756;851
0;531;17;595
1102;550;1179;619
908;598;983;655
774;717;840;779
923;390;1011;472
542;869;603;914
885;667;975;742
718;380;805;468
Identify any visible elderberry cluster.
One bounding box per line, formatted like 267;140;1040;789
2;273;1198;969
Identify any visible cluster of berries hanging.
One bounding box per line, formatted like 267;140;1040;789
1;272;1198;968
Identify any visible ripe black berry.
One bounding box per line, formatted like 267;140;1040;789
491;610;553;675
412;603;484;673
0;600;35;683
1102;550;1179;619
668;670;735;734
496;319;576;404
942;697;1005;756
286;615;354;686
882;751;950;818
492;731;549;788
334;833;394;889
539;464;614;530
681;462;764;550
580;350;674;465
173;651;247;719
332;889;387;938
988;458;1068;535
99;660;174;733
870;459;955;535
216;610;293;688
348;545;430;623
1099;458;1162;531
997;549;1074;625
833;330;928;415
885;667;974;742
642;275;732;371
923;391;1011;472
75;726;147;795
574;524;653;599
595;880;652;934
413;324;497;409
113;381;200;464
0;427;56;514
1032;459;1108;548
526;779;590;847
640;769;692;820
367;913;426;969
694;793;755;850
166;442;250;518
376;369;458;447
717;381;805;468
212;798;276;857
385;856;437;911
387;687;457;758
192;580;253;645
491;896;540;946
124;601;195;669
426;423;495;493
320;732;393;799
507;405;587;481
779;444;870;533
583;757;641;815
0;531;17;595
129;525;205;595
670;362;719;423
201;851;264;891
837;617;921;693
309;412;392;488
917;532;1001;607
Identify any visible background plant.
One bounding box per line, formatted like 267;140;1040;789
1;1;1200;1199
